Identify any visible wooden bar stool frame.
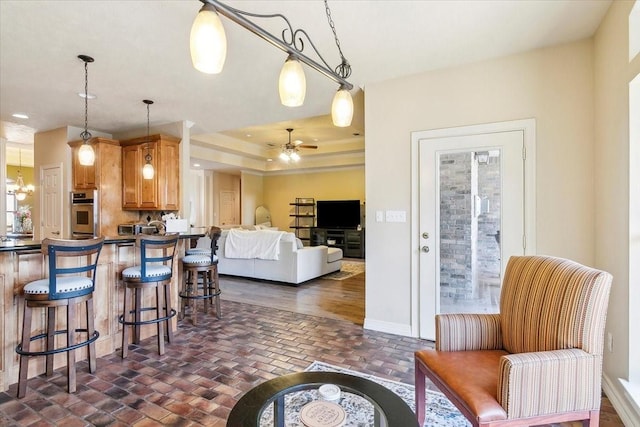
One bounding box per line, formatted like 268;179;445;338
15;237;104;398
119;233;178;358
180;227;222;325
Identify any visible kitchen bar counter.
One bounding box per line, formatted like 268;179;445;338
0;232;204;252
0;232;204;392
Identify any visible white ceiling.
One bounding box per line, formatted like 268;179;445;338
0;0;611;170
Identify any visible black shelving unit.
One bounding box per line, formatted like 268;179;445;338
290;198;315;245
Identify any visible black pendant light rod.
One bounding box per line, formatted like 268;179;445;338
78;54;94;141
201;0;353;91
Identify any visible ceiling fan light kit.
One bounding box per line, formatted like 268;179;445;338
189;0;354;126
280;128;315;163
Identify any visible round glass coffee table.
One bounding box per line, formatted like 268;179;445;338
227;371;419;426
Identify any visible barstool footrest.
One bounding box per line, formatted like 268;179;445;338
16;329;100;356
118;308;177;326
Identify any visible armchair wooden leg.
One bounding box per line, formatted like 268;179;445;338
584;410;599;427
415;358;426;426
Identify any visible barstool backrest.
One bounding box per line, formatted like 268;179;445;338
136;233;179;282
41;237;105;300
208;226;222;262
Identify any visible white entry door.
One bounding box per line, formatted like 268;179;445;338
418;131;525;340
41;164;63;239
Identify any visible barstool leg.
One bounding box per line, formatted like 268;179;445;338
214;266;221;319
121;286;130;358
17;303;33;398
165;281;174;343
86;297;97;373
67;299;77;394
133;287;142;344
156;284;165;355
46;306;56;376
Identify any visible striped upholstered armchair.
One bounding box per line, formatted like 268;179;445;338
414;255;613;427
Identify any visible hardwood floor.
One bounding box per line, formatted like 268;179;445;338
219;262;366;325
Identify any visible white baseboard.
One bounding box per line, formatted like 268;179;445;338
602;373;640;426
363;317;413;336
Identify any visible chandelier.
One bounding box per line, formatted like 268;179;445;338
11;149;34;201
190;0;354;127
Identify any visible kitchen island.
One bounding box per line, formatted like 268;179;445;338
0;233;204;392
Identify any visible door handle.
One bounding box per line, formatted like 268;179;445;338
422;232;430;239
421;246;430;253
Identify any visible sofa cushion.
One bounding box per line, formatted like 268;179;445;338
327;247;343;263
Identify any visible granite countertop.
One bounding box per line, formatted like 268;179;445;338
0;232;204;253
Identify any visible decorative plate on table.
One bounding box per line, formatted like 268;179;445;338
299;401;346;427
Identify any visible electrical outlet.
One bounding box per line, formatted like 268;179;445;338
607;332;613;352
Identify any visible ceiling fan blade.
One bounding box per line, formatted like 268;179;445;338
298;144;318;149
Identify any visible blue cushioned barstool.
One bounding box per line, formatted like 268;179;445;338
16;237;104;398
119;233;178;358
180;227;222;325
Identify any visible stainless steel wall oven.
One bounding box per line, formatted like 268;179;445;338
70;191;97;238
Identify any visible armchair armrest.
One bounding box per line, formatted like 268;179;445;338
435;313;502;351
497;348;602;418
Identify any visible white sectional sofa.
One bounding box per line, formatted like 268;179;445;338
216;229;343;284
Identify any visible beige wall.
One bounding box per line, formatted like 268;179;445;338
593;0;640;419
366;40;595;327
263;168;365;230
240;172;264;225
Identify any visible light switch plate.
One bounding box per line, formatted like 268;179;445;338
385;210;406;223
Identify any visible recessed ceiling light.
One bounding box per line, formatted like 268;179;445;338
12;113;29;119
78;92;97;99
246;134;252;138
193;163;201;167
266;158;273;162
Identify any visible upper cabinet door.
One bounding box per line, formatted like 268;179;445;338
121;144;141;209
120;135;180;211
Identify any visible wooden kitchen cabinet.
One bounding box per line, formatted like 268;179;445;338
120;134;180;211
69;137;120;190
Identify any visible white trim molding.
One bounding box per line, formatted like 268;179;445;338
363;318;413;337
602;373;640;426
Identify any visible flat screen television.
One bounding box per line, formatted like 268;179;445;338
316;200;361;229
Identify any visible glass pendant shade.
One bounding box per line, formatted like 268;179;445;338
279;152;290;162
142;162;155;179
290;151;300;162
279;55;306;107
190;4;227;74
331;86;354;127
78;143;95;166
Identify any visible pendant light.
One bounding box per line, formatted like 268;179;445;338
190;2;227;74
278;54;306;107
331;85;353;127
77;55;95;166
142;100;155;180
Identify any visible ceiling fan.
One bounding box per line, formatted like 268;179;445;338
279;128;317;162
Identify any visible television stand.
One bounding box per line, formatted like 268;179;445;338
311;228;365;259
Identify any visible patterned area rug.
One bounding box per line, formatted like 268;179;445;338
259;361;470;426
323;261;365;280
